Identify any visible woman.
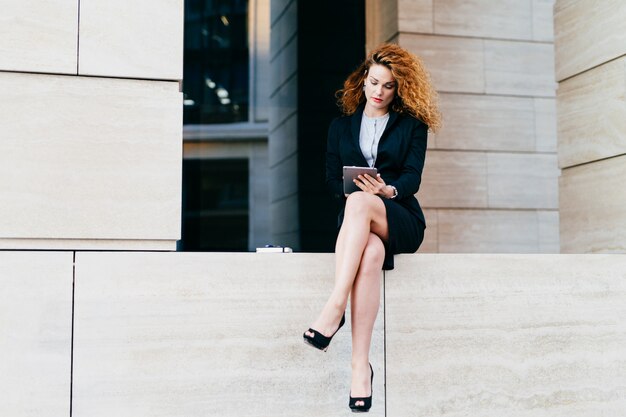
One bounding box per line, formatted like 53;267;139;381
302;43;441;412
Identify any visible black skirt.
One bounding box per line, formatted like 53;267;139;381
381;198;425;270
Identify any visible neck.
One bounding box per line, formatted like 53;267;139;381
363;103;389;118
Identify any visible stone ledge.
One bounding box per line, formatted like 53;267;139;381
1;252;625;416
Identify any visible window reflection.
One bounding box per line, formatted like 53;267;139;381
181;159;249;251
183;0;249;124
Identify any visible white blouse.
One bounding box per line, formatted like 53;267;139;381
359;112;390;167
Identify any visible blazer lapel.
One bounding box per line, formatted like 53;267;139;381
383;111;398;137
350;106;369;166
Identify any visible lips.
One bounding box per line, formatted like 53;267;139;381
372;97;383;103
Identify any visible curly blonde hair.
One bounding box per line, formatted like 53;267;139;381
336;43;441;132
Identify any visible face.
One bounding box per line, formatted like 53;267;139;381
363;64;396;116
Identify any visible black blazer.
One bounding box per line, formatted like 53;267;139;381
326;105;428;228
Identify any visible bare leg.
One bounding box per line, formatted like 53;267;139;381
305;192;388;340
350;233;384;404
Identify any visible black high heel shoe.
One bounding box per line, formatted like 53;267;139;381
302;312;345;352
349;363;374;413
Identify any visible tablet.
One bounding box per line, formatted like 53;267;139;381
343;166;378;195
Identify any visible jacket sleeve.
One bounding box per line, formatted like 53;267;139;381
325;118;345;201
390;119;428;199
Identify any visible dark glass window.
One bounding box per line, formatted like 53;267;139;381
181;159;249;251
183;0;249;124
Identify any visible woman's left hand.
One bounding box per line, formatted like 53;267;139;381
354;173;390;198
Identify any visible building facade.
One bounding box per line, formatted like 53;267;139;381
269;0;560;253
1;1;625;253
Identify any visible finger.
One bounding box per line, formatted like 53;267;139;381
361;174;379;187
354;178;368;191
354;178;375;193
356;175;372;189
359;176;380;194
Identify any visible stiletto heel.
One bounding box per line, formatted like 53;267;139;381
349;363;373;413
302;312;346;351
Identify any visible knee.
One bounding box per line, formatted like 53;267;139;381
361;234;385;271
345;192;378;218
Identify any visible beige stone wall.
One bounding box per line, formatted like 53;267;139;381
0;251;74;417
269;0;300;248
0;0;184;250
386;253;626;415
71;252;385;416
367;0;559;253
555;0;626;252
4;251;625;415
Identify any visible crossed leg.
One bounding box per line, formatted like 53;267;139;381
350;232;384;404
305;192;388;403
